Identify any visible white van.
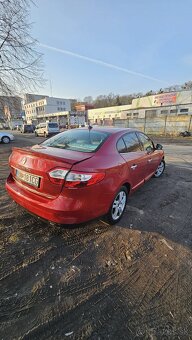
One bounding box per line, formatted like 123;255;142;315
35;122;60;137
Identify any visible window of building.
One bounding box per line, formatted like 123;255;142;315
180;108;188;113
137;132;154;152
170;109;177;113
122;132;142;152
161;110;168;114
133;112;139;116
145;109;157;116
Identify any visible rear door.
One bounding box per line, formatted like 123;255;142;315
136;132;161;179
117;132;147;191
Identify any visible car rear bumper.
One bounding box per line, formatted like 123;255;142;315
6;174;109;224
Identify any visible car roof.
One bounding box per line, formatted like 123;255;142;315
80;127;139;134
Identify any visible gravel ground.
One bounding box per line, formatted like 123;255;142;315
0;132;191;339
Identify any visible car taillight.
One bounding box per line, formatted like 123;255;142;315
48;168;69;184
65;171;105;188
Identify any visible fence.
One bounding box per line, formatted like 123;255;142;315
113;115;192;135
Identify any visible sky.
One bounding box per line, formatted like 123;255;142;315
30;0;192;100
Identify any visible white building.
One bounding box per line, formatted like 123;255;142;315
25;96;71;123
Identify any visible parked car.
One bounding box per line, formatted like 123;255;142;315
20;124;34;133
35;122;60;137
6;128;165;224
0;131;15;144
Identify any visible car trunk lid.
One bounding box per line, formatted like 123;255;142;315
9;146;94;197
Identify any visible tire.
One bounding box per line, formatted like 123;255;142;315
106;186;128;225
154;160;165;178
2;136;10;144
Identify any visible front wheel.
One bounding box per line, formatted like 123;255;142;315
2;136;10;144
154;160;165;178
106;186;128;225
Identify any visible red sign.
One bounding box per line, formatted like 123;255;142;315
154;93;177;105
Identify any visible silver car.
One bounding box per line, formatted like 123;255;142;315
0;131;15;144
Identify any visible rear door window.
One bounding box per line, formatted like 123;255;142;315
122;132;142;152
117;138;127;153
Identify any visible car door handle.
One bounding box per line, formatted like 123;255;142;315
148;158;152;163
131;164;138;169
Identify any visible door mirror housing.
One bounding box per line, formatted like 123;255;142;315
156;143;163;150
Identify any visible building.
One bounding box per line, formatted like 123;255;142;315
24;93;48;104
75;103;94;123
88;90;192;124
128;90;192;118
88;104;132;125
0;96;23;128
24;96;71;124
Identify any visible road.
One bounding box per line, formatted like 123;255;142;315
0;132;192;339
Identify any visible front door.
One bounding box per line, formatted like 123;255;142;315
136;132;160;180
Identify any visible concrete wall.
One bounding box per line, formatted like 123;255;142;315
113;115;192;135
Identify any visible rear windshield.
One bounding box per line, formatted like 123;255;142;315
48;122;59;128
42;129;110;152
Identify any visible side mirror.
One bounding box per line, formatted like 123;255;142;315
156;143;163;150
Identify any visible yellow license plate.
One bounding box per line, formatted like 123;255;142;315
16;169;40;188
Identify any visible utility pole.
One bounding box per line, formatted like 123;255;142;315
50;79;53;97
188;115;192;132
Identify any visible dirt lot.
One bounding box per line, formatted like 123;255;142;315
0;132;192;339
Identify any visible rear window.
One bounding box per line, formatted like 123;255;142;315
42;129;110;152
48;122;59;128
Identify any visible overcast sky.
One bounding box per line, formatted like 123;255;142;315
31;0;192;99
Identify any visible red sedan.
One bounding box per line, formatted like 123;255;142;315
6;128;165;224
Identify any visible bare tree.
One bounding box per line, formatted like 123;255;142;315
0;0;44;97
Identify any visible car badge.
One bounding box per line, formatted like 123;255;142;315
21;157;27;165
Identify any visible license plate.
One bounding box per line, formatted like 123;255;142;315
16;169;40;188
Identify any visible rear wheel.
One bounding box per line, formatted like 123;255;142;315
154;160;165;178
2;136;10;144
106;186;128;225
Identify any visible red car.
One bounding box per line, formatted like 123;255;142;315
6;128;165;224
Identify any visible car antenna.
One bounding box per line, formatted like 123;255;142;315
88;123;92;142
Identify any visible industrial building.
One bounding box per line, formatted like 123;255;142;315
88;90;192;125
